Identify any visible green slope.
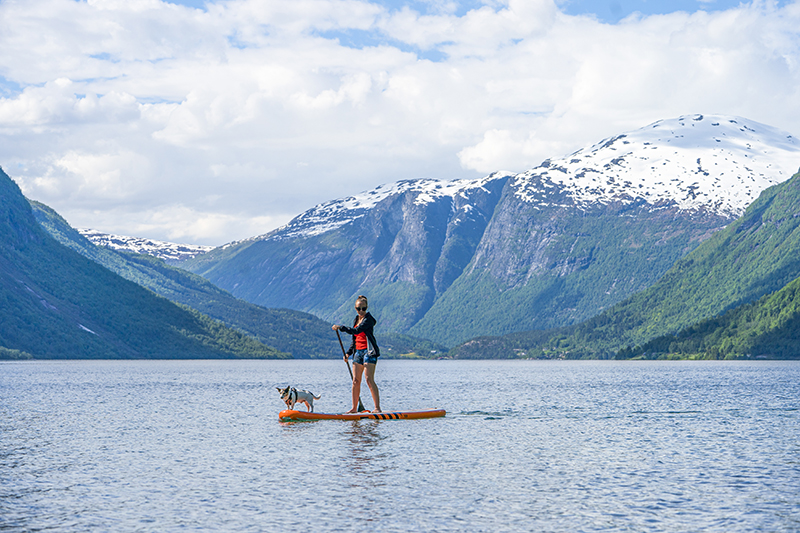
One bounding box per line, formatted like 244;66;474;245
619;275;800;359
0;167;286;360
451;170;800;359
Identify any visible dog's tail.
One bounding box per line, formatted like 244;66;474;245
313;393;321;399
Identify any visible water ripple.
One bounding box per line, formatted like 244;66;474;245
1;359;799;532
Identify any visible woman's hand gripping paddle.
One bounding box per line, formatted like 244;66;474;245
336;329;366;412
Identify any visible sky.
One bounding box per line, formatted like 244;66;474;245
1;0;798;246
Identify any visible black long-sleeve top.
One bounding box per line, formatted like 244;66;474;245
337;312;380;357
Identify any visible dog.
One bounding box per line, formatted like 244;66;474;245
277;385;321;412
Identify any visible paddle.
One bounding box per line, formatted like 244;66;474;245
336;329;366;412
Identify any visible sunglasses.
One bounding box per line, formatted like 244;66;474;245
356;306;367;311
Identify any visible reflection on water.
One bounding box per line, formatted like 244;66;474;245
345;421;388;477
341;421;391;528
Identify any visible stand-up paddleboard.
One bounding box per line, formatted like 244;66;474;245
279;408;446;421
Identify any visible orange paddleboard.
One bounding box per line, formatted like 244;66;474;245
279;408;446;421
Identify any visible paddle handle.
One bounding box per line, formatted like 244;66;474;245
337;330;354;379
336;329;365;412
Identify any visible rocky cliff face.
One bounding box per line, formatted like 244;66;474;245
409;184;730;343
181;115;800;345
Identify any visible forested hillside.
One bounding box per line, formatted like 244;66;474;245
618;274;800;359
0;167;286;360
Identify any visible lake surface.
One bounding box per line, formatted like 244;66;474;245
1;359;799;532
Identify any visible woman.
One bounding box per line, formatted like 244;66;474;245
332;295;381;413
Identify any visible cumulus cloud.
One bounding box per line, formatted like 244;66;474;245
1;0;799;245
0;79;139;129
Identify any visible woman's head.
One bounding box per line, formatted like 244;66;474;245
355;295;368;315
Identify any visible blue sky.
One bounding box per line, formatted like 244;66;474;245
1;0;799;244
165;1;787;23
561;0;787;22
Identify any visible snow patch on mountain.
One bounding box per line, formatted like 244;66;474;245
512;114;800;217
262;171;514;241
79;229;213;261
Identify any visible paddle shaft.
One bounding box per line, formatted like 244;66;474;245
336;329;365;412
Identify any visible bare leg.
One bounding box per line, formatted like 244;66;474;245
346;363;365;413
365;363;381;412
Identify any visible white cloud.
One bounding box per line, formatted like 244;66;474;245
126;204;289;244
1;0;799;245
0;79;138;128
67;203;291;245
457;128;567;173
55;150;150;200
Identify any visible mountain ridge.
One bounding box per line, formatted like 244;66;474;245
260;172;515;242
79;229;213;262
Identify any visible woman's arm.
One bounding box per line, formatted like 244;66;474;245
338;315;373;335
332;323;357;354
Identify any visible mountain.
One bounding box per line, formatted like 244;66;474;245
452;168;800;359
184;172;513;335
410;115;800;344
510;114;799;217
31;201;445;358
181;115;800;346
0;167;286;360
78;229;212;262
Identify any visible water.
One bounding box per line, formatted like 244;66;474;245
1;360;799;532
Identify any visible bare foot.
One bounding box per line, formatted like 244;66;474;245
372;408;382;413
345;408;358;414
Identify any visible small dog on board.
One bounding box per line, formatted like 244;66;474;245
277;385;321;412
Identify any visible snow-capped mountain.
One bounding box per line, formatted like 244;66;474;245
513;114;800;217
257;172;514;242
183;114;800;346
78;229;213;262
